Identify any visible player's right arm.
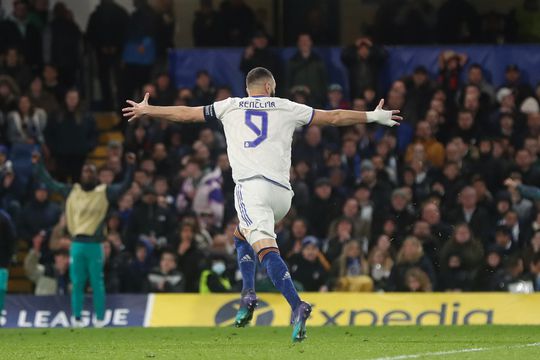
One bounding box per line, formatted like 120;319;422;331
310;99;402;127
32;153;72;197
122;93;205;123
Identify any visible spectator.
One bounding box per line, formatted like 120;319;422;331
387;236;437;291
0;0;43;68
0;209;15;313
405;121;445;168
439;223;483;290
307;178;341;238
493;225;518;258
121;0;159;101
218;0;256;46
402;66;434;123
6;94;47;145
323;217;354;264
24;240;70;296
27;76;59;114
17;182;61;245
45;89;97;182
529;253;540;291
193;0;220;46
461;64;495;106
175;221;205;292
240;32;282;91
119;242;152;293
0;47;32;89
403;267;433;292
448;186;491;240
42;64;66;104
367;247;393;291
329;240;372;292
502;64;533;106
145;250;185;292
474;245;505;291
288;236;328;292
437;50;468;102
341;37;387;100
86;0;129;110
199;254;232;293
286;33;328;107
126;185;175;252
192;70;216;106
44;2;82;87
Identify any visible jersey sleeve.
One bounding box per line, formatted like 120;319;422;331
203;98;233;123
288;100;315;127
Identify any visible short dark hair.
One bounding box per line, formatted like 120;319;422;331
246;67;273;88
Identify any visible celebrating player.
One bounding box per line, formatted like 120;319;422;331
32;152;136;327
123;67;401;342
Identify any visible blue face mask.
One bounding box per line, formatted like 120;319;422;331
212;262;226;275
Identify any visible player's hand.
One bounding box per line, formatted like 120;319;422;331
31;152;41;164
504;178;520;190
123;92;150;122
367;99;402;127
125;152;136;165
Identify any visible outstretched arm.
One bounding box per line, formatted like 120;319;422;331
310;99;402;127
106;153;136;203
32;153;72;197
122;93;205;123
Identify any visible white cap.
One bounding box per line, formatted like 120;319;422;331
520;97;540;114
496;87;512;104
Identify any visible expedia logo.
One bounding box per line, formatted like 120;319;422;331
215;299;274;326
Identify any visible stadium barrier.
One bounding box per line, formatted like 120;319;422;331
169;45;540;98
3;293;540;328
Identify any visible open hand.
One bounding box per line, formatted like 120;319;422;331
122;93;150;122
370;99;402;127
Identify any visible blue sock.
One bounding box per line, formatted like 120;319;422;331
261;250;301;310
234;237;256;293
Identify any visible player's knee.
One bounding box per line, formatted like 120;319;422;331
257;246;280;263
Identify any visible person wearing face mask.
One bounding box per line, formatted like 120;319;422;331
31;151;135;327
199;255;232;294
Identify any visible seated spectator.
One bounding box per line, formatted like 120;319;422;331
280;218;309;259
154;72;175;106
421;202;452;245
307;178;342;238
367;247;393;291
330;240;372;292
17;182;61;247
498;255;533;292
405;121;445;168
323;217;354;264
387;236;436;291
192;70;216;106
199;254;233;294
24;235;70;295
328;197;370;247
126;185;176;252
7;95;47;145
404;267;433;292
474;245;505;291
175;221;205;292
447;186;491;240
119;242;152;293
437;50;467;100
493;225;518;258
502;64;533;106
325;84;349;110
42;64;66;104
0;47;32;89
529;253;540;291
103;240;121;293
145;250;185;293
288;236;328;292
0;209;16;311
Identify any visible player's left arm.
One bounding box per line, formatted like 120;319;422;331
106;153;136;203
310;99;402;127
123;93;205;123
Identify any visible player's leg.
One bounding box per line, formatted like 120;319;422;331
233;184;258;327
86;242;106;325
70;241;88;324
0;268;8;316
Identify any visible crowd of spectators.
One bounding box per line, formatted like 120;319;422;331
1;0;540;297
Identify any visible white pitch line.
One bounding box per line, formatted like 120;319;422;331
368;342;540;360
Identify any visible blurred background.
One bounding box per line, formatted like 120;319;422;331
1;0;540;309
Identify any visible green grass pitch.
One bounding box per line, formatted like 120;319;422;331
1;326;539;359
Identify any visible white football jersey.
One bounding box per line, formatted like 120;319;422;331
204;96;314;189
